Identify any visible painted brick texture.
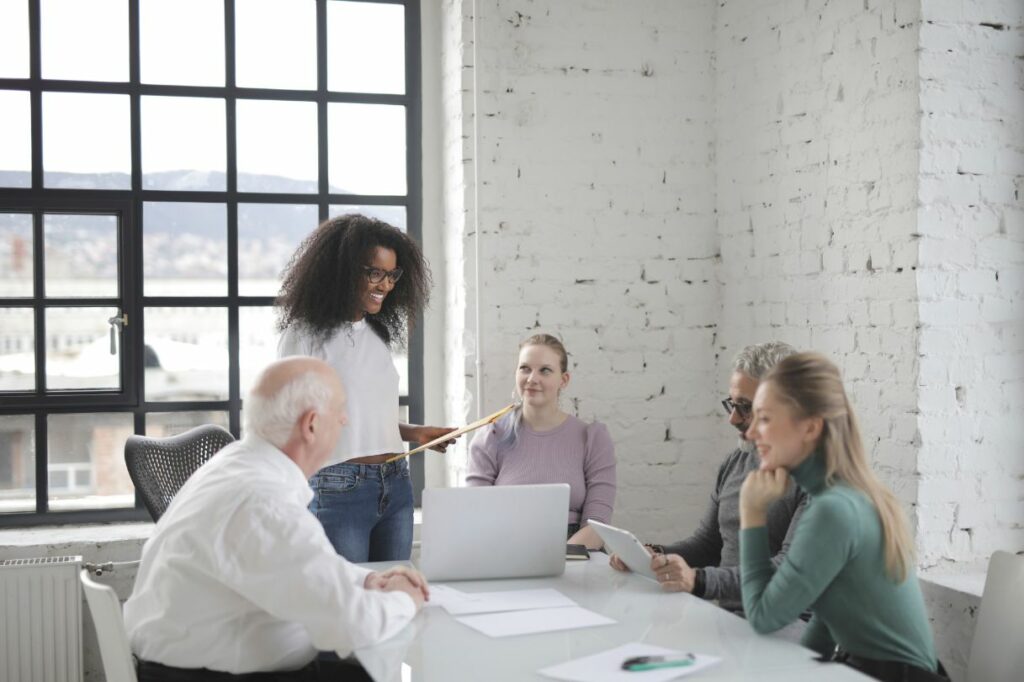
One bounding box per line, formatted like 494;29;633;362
442;0;722;540
915;0;1024;568
438;0;1023;569
715;0;924;515
440;0;477;461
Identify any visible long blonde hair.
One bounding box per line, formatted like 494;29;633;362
765;352;915;582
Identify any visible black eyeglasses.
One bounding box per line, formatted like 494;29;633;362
721;397;752;418
363;266;404;284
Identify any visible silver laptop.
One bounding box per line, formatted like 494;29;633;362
419;484;569;581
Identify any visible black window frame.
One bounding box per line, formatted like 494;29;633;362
0;0;424;527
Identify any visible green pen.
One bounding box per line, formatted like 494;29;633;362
621;653;696;671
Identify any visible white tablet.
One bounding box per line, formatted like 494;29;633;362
587;519;656;580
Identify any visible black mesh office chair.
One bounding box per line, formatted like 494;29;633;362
125;424;235;521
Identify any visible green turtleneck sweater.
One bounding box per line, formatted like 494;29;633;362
739;452;937;671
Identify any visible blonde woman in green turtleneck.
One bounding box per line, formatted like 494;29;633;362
738;353;942;682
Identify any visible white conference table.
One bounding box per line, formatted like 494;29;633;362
354;553;870;681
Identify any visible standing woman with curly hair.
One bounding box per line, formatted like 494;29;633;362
276;214;455;562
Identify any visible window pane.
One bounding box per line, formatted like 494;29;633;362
142;96;226;191
44;213;119;298
145;307;228;402
239;306;278;398
237;100;318;193
146;411;229;437
0;91;31;187
0;0;29;78
329;205;406;231
144;202;227;296
0;415;35;514
0;212;33;297
235;0;316;90
327;1;404;95
43;93;131;189
239;204;317;296
47;412;134;511
45;307;122;390
41;0;128;82
0;309;34;391
141;0;224;86
328;103;406;195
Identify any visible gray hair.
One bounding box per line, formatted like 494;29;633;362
732;341;798;380
243;371;334;448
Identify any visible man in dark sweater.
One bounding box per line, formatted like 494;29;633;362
611;341;807;614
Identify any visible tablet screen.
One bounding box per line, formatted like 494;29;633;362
588;520;656;580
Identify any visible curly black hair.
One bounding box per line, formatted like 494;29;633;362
276;214;431;348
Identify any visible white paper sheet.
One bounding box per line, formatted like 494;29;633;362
441;588;577;615
456;606;615;638
538;642;721;681
424;584;477;609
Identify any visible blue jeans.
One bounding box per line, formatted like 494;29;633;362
308;460;413;562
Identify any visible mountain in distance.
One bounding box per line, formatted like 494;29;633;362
0;170;406;241
0;170;409;280
1;169;336;195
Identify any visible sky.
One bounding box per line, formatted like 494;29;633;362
0;0;407;195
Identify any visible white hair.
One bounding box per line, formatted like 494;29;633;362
732;341;797;453
732;341;797;380
243;370;334;448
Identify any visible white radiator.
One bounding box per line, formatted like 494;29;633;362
0;556;83;682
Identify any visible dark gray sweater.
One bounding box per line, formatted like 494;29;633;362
661;448;807;613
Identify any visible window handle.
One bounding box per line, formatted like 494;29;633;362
107;313;128;355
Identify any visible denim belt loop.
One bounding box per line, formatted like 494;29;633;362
326;458;405;478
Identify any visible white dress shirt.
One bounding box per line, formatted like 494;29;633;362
278;321;404;464
123;435;416;673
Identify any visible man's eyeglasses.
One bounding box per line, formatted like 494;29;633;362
363;266;404;284
721;398;753;418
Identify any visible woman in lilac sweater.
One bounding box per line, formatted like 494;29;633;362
467;334;616;549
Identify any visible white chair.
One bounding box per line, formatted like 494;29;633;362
966;550;1024;682
80;570;138;682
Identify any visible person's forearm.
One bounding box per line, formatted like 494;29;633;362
659;535;721;568
569;525;603;550
740;507;768;529
578;496;613;536
398;422;418;441
695;564;741;601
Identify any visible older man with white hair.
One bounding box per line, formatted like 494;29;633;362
125;356;426;681
611;341;808;615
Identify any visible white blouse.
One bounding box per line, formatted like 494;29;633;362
278;320;404;464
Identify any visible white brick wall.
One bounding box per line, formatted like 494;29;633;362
916;0;1024;569
440;0;722;539
440;0;477;488
435;0;1023;567
714;0;924;515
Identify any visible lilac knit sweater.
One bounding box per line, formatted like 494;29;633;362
466;414;616;526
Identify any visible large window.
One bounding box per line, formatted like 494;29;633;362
0;0;423;526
